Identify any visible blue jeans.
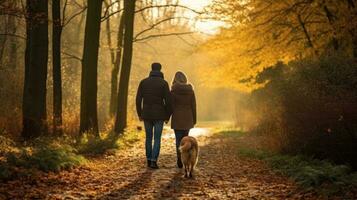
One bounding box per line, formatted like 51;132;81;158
144;120;164;161
174;130;189;163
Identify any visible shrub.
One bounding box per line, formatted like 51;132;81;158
77;134;119;155
76;130;142;155
244;55;357;168
237;147;357;194
0;164;12;180
6;144;86;172
0;135;16;156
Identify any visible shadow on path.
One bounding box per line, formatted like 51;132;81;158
97;169;153;200
154;171;184;199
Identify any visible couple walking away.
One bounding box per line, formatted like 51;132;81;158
136;62;197;169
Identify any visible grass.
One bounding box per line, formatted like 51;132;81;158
77;130;142;155
0;129;143;181
77;133;119;155
217;130;357;195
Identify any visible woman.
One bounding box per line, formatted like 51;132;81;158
170;71;197;168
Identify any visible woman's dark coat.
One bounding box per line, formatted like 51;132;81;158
170;84;196;130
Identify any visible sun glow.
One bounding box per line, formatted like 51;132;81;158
179;0;225;35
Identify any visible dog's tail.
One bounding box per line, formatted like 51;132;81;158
179;141;191;152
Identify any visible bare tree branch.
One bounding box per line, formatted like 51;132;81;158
134;17;191;40
61;51;82;61
0;33;25;40
63;6;87;27
62;0;69;24
136;4;202;14
102;0;120;19
133;32;194;42
102;4;202;21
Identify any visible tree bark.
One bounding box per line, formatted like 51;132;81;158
110;11;125;116
0;15;8;67
8;14;17;69
345;0;357;57
69;11;85;76
297;14;314;49
105;1;115;68
79;0;103;136
52;0;63;135
296;13;318;56
352;32;357;58
114;0;136;134
22;0;49;139
346;0;356;8
322;3;339;51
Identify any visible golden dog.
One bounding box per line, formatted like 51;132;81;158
179;136;199;178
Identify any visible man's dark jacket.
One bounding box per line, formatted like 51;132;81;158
136;71;172;120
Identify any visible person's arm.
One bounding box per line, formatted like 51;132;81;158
192;91;197;125
136;81;143;120
163;82;172;121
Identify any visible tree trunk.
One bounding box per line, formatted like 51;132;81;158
346;0;357;58
297;14;314;49
52;0;63;135
7;1;17;69
352;33;357;58
0;16;8;67
8;18;17;69
322;3;339;51
110;11;125;116
114;0;136;134
22;0;49;139
79;0;103;136
297;13;318;56
104;1;115;116
105;2;115;68
69;11;85;76
346;0;356;8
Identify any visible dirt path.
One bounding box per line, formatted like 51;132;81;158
0;127;320;199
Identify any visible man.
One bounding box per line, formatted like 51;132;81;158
136;62;172;169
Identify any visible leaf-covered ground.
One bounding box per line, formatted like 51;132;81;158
0;128;334;199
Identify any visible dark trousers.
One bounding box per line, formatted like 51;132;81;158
174;129;189;165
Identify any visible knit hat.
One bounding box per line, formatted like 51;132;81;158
151;62;162;71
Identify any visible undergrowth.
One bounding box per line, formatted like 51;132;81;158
6;144;86;172
77;130;141;155
218;131;357;196
0;129;143;181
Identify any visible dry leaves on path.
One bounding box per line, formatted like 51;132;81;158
0;128;323;199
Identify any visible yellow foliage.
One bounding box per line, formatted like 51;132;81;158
198;0;357;92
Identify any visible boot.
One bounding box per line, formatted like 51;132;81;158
147;160;151;167
150;161;159;169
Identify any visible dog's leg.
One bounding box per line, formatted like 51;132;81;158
184;165;188;178
189;164;193;178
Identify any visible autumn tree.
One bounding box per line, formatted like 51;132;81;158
114;0;136;134
202;0;357;90
103;0;125;117
22;0;49;139
0;1;19;69
80;0;103;136
52;0;63;135
7;2;18;70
